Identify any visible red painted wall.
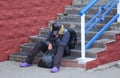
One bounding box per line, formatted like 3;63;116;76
86;34;120;69
0;0;72;61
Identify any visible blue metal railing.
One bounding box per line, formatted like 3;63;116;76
79;0;98;16
86;14;119;49
78;0;120;59
102;0;115;10
101;0;119;22
85;6;102;33
79;0;98;59
85;0;119;49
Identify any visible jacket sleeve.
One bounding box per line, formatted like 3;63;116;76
44;31;52;45
56;31;70;46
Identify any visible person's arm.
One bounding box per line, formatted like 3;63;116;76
44;31;52;45
44;31;54;50
56;31;70;46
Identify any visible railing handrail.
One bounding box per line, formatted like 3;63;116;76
85;14;119;49
101;0;119;22
85;0;119;49
85;6;103;34
79;0;98;16
78;0;120;61
102;0;115;10
80;0;98;59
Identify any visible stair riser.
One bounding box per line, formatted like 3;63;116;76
72;0;110;6
100;34;115;40
110;24;120;31
39;27;51;37
29;36;45;43
20;45;33;53
65;6;117;15
57;14;90;22
57;14;115;23
46;22;116;32
29;32;97;44
65;7;98;15
19;44;81;56
39;29;116;42
32;31;116;45
90;43;106;48
91;39;115;48
9;52;86;68
48;20;114;32
9;54;41;64
20;43;97;58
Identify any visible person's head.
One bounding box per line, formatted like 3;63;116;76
51;22;61;35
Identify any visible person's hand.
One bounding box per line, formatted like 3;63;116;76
55;34;59;38
48;43;52;50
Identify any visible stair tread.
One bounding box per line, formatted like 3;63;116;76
104;30;120;35
86;48;105;54
10;51;78;60
95;39;115;44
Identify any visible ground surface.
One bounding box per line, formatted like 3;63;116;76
0;61;120;78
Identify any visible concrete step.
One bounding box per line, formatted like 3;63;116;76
90;39;115;48
19;41;107;58
64;5;117;15
57;13;91;22
110;23;120;31
72;0;110;6
39;23;118;41
9;47;106;68
57;13;116;23
29;32;97;44
9;51;86;68
19;42;81;54
39;27;51;37
86;48;106;58
19;43;35;53
38;28;98;40
29;35;45;43
28;29;119;52
48;19;117;32
101;30;120;40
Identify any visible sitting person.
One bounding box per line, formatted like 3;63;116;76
20;22;70;73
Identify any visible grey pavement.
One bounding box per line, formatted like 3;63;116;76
0;61;120;78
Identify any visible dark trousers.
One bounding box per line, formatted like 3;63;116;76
25;41;65;67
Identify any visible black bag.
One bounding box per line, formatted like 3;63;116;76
37;49;56;68
67;29;77;49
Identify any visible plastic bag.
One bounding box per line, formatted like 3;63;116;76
37;49;56;68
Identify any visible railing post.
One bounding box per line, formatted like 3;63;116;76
77;0;97;64
77;13;95;64
81;14;86;59
117;0;120;22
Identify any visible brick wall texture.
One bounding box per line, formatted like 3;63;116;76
86;34;120;69
0;0;72;61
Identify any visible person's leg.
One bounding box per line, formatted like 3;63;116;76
20;41;48;67
51;45;65;73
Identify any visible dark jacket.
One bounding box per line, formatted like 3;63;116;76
44;29;70;46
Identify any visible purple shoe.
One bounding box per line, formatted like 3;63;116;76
20;62;32;67
51;67;59;73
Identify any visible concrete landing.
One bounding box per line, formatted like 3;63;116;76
0;61;120;78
